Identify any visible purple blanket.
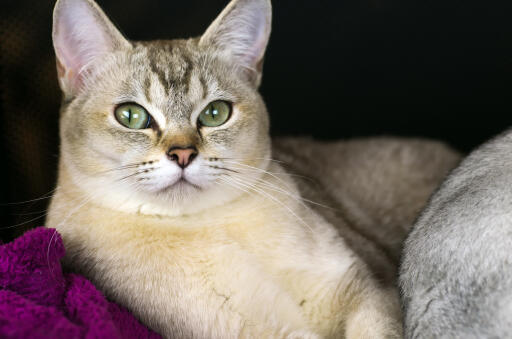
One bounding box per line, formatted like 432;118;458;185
0;227;161;339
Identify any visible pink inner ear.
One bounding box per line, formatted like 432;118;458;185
53;0;116;93
201;0;271;73
227;10;270;70
246;14;269;67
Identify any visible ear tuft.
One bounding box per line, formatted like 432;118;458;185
199;0;272;86
52;0;130;97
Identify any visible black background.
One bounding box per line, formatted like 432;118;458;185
100;0;512;146
1;0;512;241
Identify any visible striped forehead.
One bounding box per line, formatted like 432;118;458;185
132;42;212;122
145;44;195;94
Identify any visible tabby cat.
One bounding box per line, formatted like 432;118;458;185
400;129;512;338
47;0;460;337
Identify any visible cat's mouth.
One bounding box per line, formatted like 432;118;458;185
175;177;202;190
156;177;201;193
144;163;204;193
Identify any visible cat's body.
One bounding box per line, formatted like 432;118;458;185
49;136;458;338
47;0;460;337
400;129;512;338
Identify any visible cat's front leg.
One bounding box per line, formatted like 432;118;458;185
327;264;403;339
285;330;323;339
344;286;403;339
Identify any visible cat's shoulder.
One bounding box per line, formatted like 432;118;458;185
272;136;461;177
272;136;461;247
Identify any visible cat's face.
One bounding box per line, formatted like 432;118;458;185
53;0;272;216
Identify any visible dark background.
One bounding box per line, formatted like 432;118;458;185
2;0;512;241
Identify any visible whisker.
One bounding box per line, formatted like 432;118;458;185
218;177;254;197
208;165;240;174
94;161;156;175
96;164;141;174
222;161;293;189
0;187;58;206
208;157;316;184
0;212;48;229
46;228;63;285
12;209;49;216
223;175;314;234
249;177;337;211
116;167;156;182
211;157;286;164
251;178;315;209
215;161;330;211
46;192;97;284
224;164;315;182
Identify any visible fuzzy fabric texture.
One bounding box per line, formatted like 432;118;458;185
0;227;161;339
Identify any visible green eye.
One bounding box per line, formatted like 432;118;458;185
114;103;151;129
198;100;232;127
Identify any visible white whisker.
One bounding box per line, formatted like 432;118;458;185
224;175;314;234
222;160;293;189
249;177;336;211
0;187;59;206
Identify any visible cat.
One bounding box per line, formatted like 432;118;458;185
400;129;512;338
46;0;460;337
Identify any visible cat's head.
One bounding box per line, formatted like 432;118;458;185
52;0;272;216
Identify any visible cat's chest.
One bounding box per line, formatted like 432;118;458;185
54;203;353;338
68;221;317;336
90;220;300;298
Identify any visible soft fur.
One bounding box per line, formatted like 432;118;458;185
400;129;512;338
47;0;460;337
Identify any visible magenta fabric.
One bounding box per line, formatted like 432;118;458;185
0;227;161;339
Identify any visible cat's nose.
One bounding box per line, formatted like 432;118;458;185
167;146;198;168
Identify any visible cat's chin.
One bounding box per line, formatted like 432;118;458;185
61;160;249;218
131;184;244;217
156;178;203;193
76;175;244;218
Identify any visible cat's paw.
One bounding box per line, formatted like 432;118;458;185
286;330;323;339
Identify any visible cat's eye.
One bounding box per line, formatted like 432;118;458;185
198;101;232;127
114;103;152;129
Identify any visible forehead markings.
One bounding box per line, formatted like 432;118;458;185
147;45;196;94
199;74;209;100
149;56;171;93
143;77;152;104
181;54;194;95
147;45;174;93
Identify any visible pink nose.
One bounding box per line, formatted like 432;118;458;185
167;147;198;168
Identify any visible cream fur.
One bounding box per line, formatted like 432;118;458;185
48;136;460;338
49;160;403;338
48;0;461;337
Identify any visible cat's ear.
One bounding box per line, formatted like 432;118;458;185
199;0;272;86
52;0;131;98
